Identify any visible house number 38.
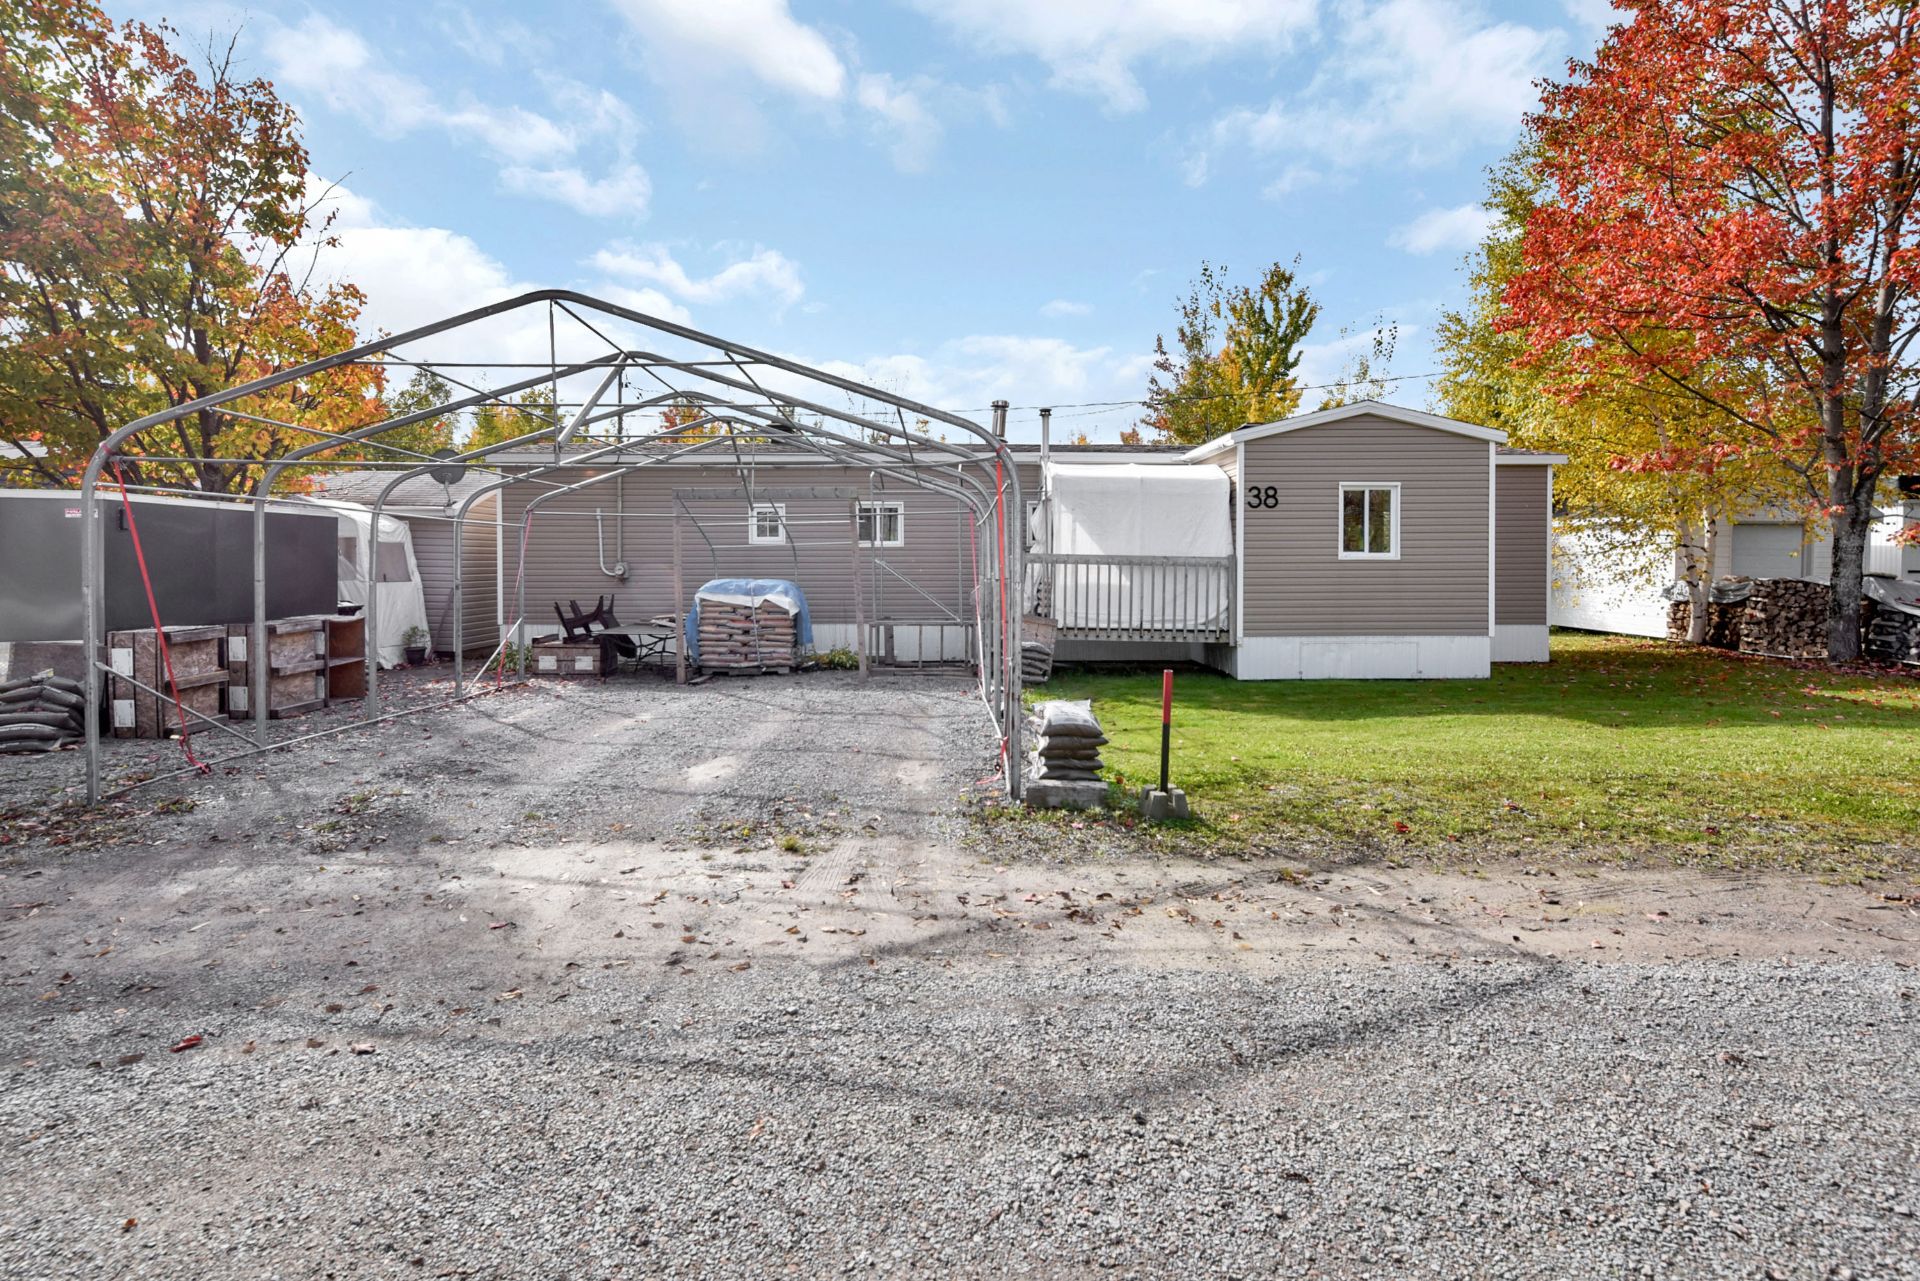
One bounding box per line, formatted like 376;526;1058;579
1243;485;1281;509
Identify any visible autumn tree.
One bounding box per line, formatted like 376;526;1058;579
1506;0;1920;659
1140;260;1319;445
1437;147;1800;641
0;2;382;492
466;387;556;450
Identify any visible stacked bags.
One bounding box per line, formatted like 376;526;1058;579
1029;699;1106;783
0;674;87;754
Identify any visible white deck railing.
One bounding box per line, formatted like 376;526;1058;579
1025;553;1235;643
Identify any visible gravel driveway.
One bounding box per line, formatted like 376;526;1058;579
1;669;1916;1279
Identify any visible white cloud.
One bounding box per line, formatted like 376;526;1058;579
299;178;692;387
502;164;652;219
263;15;648;219
607;0;846;99
439;103;575;165
856;73;943;173
1388;203;1493;254
594;243;805;310
1040;299;1091;318
797;334;1151;441
598;285;694;327
1190;0;1558;184
1562;0;1621;31
910;0;1319;113
1294;321;1422;392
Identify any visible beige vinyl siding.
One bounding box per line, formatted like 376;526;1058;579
405;518;457;650
460;494;499;650
497;462;982;630
1494;466;1549;626
393;502;498;655
1239;416;1490;636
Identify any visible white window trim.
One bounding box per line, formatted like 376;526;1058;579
1337;482;1401;561
857;500;905;548
748;502;787;546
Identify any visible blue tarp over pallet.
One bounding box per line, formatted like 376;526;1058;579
682;578;814;664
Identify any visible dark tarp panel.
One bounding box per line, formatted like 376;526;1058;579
0;491;337;641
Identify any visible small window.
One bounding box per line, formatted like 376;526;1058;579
1338;483;1399;559
857;500;904;548
749;503;786;546
374;537;410;583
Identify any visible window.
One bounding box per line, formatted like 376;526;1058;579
749;503;787;546
374;537;410;583
1338;483;1399;559
857;500;905;547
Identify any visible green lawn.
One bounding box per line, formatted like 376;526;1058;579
1024;633;1920;869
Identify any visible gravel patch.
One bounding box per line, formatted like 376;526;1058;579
2;668;1917;1278
2;956;1915;1279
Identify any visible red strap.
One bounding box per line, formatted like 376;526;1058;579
106;463;210;774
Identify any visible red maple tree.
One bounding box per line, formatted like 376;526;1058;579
1505;0;1920;658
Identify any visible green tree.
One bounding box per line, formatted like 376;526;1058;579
0;2;383;492
1316;321;1399;410
374;367;459;459
466;387;556;451
1140;260;1319;445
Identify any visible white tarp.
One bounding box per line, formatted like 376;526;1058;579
297;498;429;668
1042;462;1232;629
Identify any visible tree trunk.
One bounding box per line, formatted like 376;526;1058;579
1827;485;1870;661
1677;515;1711;643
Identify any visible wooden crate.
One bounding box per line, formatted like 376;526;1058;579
324;615;368;704
225;618;329;719
106;626;230;739
530;639;601;676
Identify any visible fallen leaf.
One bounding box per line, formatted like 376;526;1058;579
167;1034;202;1054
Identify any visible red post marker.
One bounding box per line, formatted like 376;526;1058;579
1159;668;1174;793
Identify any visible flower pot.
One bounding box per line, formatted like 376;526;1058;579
404;646;427;666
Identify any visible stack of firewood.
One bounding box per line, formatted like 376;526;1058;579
0;675;87;754
1864;599;1920;666
1738;578;1833;659
697;599;797;673
1666;599;1746;650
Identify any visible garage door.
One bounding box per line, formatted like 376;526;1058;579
1731;524;1808;580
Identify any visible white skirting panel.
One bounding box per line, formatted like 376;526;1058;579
813;623;973;662
1492;624;1550;663
1232;634;1491;680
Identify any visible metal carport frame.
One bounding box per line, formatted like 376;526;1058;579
77;290;1025;804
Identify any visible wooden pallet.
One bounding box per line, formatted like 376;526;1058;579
531;639;601;676
225;618;330;719
106;625;230;739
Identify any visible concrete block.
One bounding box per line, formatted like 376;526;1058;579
1137;787;1190;821
1024;779;1110;810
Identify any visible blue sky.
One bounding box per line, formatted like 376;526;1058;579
138;0;1615;441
